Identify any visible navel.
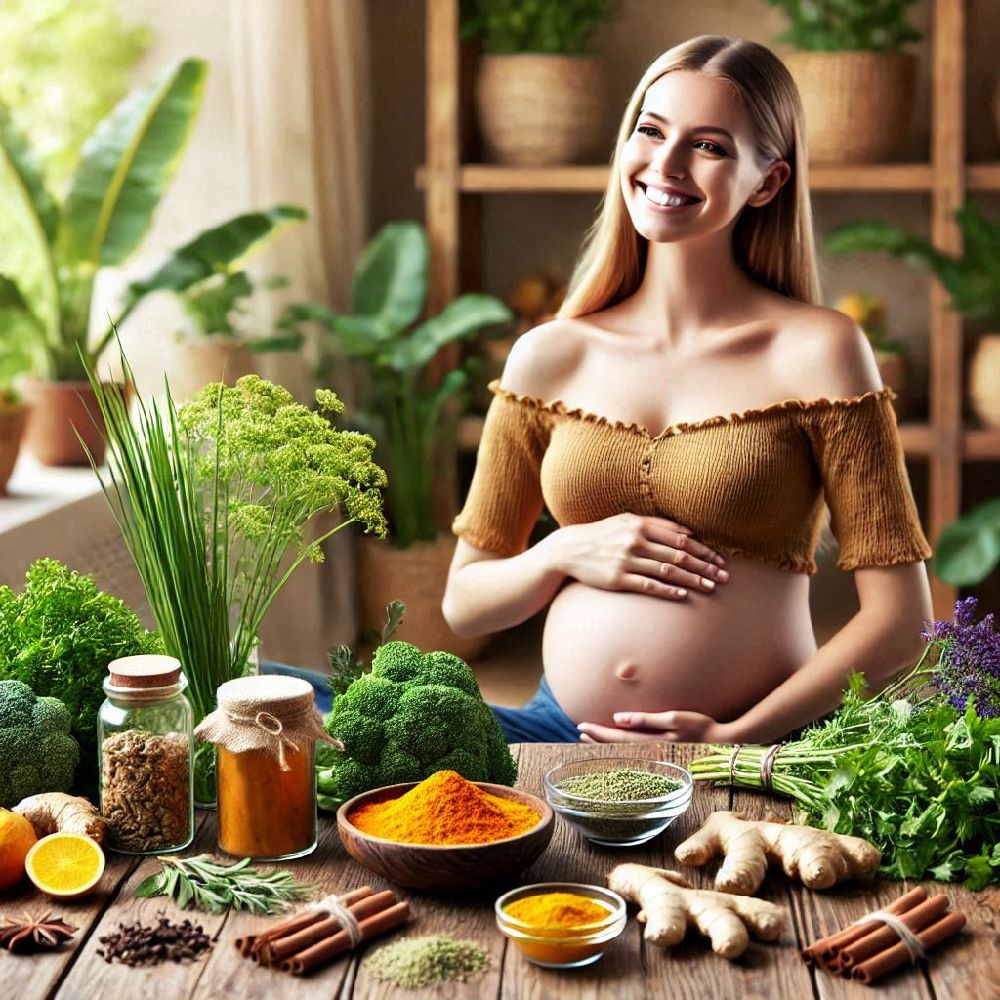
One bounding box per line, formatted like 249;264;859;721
615;660;640;682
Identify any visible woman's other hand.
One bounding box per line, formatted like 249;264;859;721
539;512;729;600
577;710;739;744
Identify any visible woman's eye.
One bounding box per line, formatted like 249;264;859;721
636;124;660;137
694;140;728;156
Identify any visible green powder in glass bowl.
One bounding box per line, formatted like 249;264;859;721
543;758;693;847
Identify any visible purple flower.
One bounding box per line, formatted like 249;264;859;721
923;597;1000;718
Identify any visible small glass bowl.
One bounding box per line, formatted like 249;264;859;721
543;757;694;847
495;882;627;968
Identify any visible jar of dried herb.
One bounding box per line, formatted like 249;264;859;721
195;676;340;861
98;655;194;855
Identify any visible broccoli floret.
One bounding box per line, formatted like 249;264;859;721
0;682;81;807
321;641;517;801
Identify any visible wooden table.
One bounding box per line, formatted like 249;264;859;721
3;743;998;999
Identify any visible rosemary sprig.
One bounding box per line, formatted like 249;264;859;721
134;855;319;915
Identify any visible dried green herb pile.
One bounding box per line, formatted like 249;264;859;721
364;934;490;988
556;769;682;802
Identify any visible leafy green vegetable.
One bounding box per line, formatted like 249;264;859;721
0;679;80;806
0;559;161;792
691;653;1000;888
134;855;318;915
317;640;516;808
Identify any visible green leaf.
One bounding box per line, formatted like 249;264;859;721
934;511;1000;586
127;205;306;299
134;871;167;897
59;58;207;265
390;293;513;373
0;105;58;242
351;220;427;327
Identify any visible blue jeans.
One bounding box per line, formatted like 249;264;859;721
490;676;581;744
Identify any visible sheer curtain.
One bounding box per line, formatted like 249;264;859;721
228;0;371;666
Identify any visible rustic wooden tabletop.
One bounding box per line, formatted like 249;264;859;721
2;742;998;999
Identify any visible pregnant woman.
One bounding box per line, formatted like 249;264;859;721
442;35;933;746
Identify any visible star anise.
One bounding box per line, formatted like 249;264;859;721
0;912;78;953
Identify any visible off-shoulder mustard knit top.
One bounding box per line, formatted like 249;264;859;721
452;380;932;574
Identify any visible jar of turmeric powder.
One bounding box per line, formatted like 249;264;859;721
194;676;342;860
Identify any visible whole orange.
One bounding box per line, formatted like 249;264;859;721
0;808;39;890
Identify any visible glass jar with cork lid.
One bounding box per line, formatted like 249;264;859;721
194;675;341;861
98;654;194;854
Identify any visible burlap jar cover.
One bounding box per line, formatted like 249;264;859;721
194;675;342;770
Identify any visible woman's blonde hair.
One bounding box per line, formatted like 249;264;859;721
558;35;820;318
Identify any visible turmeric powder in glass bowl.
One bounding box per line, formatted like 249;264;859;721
543;758;693;847
495;882;627;968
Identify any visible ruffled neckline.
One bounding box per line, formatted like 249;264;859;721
488;379;896;441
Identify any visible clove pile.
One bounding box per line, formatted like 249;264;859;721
97;916;212;967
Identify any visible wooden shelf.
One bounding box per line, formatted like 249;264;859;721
418;163;939;193
964;429;1000;460
967;163;1000;190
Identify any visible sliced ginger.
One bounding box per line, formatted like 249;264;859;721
607;863;786;959
674;811;880;895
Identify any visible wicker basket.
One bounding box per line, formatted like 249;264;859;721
355;533;489;661
784;52;917;164
476;54;606;166
970;334;1000;428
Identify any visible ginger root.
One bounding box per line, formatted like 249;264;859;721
674;811;880;895
607;863;786;959
13;792;106;845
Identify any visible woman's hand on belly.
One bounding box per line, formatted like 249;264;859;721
542;513;729;599
577;710;740;745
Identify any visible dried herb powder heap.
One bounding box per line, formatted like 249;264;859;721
556;769;682;802
364;934;490;988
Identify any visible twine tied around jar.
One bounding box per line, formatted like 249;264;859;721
195;675;343;770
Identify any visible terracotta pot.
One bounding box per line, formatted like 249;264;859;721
476;54;606;166
784;52;917;164
168;334;257;401
18;378;117;467
0;402;27;494
355;533;489;661
969;333;1000;428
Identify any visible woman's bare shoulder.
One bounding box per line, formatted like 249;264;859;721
498;318;588;401
772;301;883;399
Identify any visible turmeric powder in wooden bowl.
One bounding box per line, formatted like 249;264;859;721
336;770;554;891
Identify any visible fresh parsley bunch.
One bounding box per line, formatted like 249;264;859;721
0;559;162;790
692;599;1000;889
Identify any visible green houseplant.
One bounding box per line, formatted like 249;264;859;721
283;220;512;655
765;0;922;164
86;352;387;803
461;0;620;165
826;199;1000;587
0;57;305;464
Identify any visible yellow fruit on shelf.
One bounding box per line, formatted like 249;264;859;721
0;809;38;890
24;832;105;899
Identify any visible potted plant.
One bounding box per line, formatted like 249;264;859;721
833;291;909;413
826;199;1000;427
167;268;306;401
0;59;305;465
0;387;27;494
765;0;922;164
282;221;513;658
86;352;388;804
461;0;620;166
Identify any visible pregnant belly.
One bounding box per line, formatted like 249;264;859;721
542;556;817;726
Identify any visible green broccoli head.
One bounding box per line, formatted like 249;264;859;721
322;641;517;800
0;682;81;807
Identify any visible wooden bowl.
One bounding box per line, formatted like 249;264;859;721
336;782;554;891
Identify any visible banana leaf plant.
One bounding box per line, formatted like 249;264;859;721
281;221;514;548
0;57;306;382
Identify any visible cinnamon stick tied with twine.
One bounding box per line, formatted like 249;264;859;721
800;887;926;968
233;885;411;976
802;887;966;986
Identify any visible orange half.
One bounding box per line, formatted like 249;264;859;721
25;832;105;899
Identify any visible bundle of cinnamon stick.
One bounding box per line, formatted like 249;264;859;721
235;886;411;976
801;886;966;985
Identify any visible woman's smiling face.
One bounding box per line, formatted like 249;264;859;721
620;69;786;243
